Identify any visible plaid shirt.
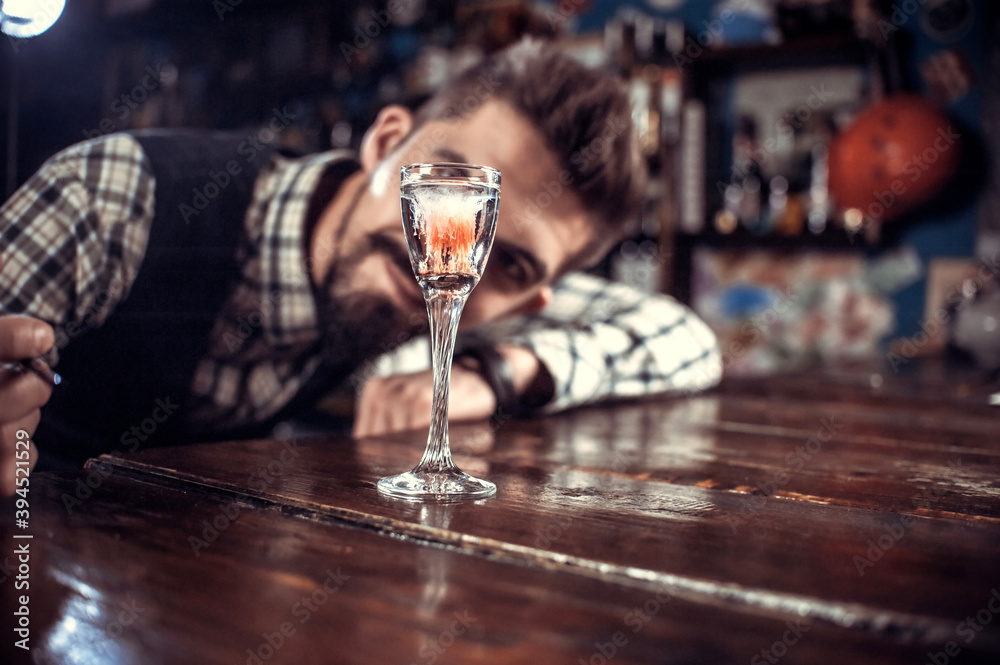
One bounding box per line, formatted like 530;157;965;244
0;134;721;430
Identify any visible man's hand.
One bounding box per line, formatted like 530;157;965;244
1;264;56;496
353;364;497;437
352;345;552;437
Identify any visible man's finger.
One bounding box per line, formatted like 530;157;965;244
0;412;40;497
0;315;55;361
0;369;52;423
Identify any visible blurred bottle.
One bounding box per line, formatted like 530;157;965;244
730;114;763;231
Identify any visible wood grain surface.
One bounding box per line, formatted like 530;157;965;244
2;359;998;664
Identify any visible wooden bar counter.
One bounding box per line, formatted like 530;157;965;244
2;358;998;664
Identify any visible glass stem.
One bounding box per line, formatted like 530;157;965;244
414;288;468;473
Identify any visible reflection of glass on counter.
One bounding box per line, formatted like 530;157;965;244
538;397;723;520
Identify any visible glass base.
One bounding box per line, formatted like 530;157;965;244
377;469;497;501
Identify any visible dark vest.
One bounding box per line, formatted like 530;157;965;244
36;130;281;471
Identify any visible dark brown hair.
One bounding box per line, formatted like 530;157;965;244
414;39;647;268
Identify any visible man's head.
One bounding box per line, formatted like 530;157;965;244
410;38;647;264
313;39;646;359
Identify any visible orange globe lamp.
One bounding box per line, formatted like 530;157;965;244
828;94;962;223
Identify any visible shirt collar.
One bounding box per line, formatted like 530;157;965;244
247;149;358;348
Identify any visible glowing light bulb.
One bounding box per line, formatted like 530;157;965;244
1;0;66;38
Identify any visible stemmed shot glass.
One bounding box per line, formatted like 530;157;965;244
376;163;501;501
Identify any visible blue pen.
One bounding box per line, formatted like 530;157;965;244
2;357;62;388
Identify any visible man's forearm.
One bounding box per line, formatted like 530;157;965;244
469;272;722;413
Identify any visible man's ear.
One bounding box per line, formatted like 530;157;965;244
359;105;414;172
515;287;552;316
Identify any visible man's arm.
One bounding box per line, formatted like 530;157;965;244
0;133;154;333
0;134;154;494
352;341;549;436
352;272;721;435
467;271;722;411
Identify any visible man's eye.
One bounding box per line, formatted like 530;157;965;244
492;250;531;288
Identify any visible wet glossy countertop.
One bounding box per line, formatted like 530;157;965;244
2;359;999;664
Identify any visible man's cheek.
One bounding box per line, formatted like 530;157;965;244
461;291;507;329
459;295;489;329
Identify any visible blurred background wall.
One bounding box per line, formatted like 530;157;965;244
1;0;996;376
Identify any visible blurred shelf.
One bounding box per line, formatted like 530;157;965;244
688;34;875;73
673;225;869;252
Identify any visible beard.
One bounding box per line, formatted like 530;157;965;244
314;229;427;377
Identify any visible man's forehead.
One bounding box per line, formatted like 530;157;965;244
409;101;550;170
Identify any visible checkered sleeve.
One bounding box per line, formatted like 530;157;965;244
479;272;722;412
0;134;155;354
